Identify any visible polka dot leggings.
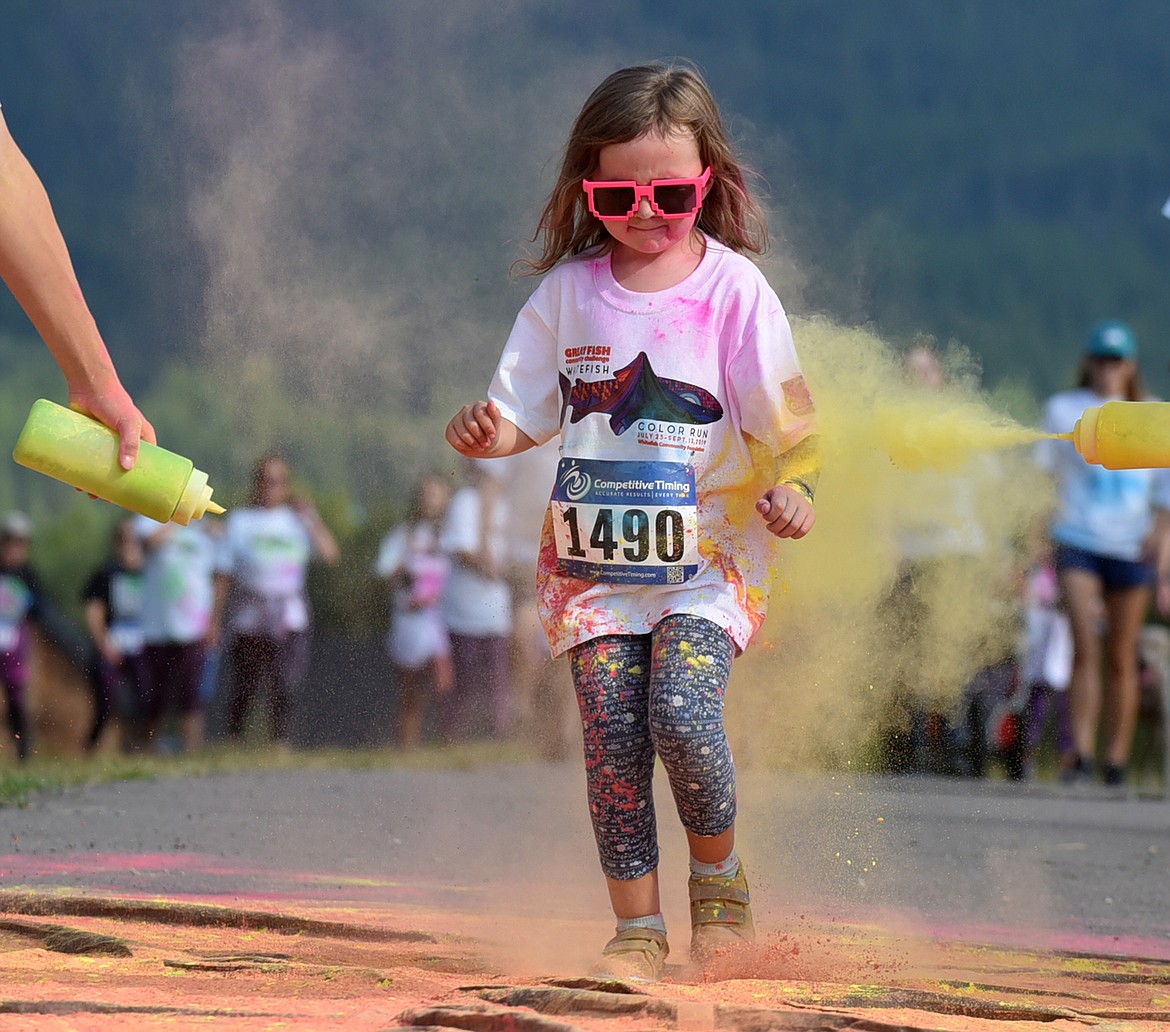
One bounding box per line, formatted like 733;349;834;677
568;613;736;881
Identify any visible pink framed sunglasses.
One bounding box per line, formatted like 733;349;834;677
582;167;712;220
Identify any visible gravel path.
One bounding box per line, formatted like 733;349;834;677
3;761;1168;951
2;762;1169;1030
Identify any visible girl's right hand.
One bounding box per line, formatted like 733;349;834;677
446;400;501;454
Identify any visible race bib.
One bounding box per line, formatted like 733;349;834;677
551;458;699;584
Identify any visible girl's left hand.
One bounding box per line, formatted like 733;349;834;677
756;483;816;539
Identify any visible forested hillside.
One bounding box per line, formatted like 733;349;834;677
1;0;1167;614
4;2;1166;396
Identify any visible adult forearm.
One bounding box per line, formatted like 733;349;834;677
0;118;118;392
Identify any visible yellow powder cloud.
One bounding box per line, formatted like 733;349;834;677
729;317;1053;772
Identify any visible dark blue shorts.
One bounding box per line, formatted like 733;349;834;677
1054;544;1153;591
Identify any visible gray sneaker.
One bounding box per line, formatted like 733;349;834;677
689;863;755;962
590;926;669;982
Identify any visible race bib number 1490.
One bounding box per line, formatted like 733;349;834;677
551;458;699;585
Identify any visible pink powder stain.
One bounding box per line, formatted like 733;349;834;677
676;296;715;323
574;644;642;832
917;917;1170;962
0;851;450;908
670;297;716;358
536;515;623;654
813;903;1170;963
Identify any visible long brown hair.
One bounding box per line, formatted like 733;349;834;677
246;452;290;507
517;62;768;276
406;470;449;526
1076;359;1145;402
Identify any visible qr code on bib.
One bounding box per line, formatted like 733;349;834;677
666;566;684;584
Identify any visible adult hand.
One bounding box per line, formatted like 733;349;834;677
69;376;156;470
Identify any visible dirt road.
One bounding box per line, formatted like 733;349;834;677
1;761;1168;1029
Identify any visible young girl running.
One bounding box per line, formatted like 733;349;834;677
446;62;820;981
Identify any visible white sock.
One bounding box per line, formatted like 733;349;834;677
690;849;739;879
616;912;667;935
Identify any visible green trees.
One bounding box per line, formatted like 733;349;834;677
3;2;1169;626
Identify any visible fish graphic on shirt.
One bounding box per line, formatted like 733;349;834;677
559;352;724;436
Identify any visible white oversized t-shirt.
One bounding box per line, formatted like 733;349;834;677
375;521;451;667
489;237;816;657
439;484;513;637
214;506;314;635
134;516;217;644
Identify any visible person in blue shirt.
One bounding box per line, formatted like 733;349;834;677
1037;321;1170;787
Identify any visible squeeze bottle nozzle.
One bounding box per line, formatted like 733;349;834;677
12;399;225;524
1061;401;1170;470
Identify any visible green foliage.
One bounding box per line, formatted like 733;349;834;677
8;1;1169;399
4;2;1170;633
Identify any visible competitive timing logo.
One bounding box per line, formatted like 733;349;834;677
559;352;723;436
559;461;592;501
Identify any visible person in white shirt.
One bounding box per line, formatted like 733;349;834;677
135;515;218;753
375;471;453;749
438;459;513;742
210;454;339;748
445;63;820;980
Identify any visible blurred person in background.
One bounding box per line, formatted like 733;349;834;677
0;512;40;762
1037;320;1170;787
135;515;219;754
0;106;152;468
81;516;146;752
1017;556;1075;779
210;453;339;749
375;471;453;750
495;443;577;759
438;459;513;742
881;343;1005;775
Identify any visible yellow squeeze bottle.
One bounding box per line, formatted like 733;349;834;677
1057;401;1170;470
12;399;225;524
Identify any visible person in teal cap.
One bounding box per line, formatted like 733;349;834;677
1035;320;1170;788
